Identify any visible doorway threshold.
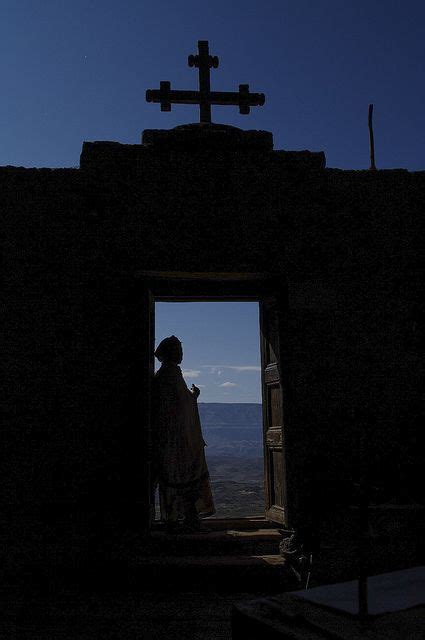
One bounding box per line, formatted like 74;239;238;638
127;519;294;592
148;517;292;557
203;516;287;532
151;516;293;538
152;515;289;534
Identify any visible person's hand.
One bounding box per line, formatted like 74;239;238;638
191;384;200;398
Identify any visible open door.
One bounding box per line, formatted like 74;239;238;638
260;295;287;525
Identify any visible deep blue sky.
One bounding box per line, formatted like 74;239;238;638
1;0;424;169
156;303;261;403
2;2;424;402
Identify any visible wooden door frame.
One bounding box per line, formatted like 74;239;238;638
260;295;289;526
136;272;292;529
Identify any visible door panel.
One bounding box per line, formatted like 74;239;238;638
260;295;287;525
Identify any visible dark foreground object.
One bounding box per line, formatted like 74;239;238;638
232;566;425;639
5;519;294;639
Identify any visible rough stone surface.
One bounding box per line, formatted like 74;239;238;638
2;126;424;595
142;122;274;151
5;588;259;640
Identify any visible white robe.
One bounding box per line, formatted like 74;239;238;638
153;363;215;521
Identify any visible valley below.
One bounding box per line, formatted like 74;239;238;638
199;403;264;518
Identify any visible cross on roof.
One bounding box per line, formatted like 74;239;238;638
146;40;265;124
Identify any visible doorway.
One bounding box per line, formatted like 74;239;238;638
140;273;289;528
155;301;263;519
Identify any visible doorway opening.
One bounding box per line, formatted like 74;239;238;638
154;301;264;520
143;274;288;529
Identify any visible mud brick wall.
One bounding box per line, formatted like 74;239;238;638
2;129;424;571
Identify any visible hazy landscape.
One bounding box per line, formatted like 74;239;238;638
199;403;264;518
154;403;264;519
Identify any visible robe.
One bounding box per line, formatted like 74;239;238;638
152;363;215;521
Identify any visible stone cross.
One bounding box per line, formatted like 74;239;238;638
146;40;265;124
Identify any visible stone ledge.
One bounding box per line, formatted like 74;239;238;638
79;141;148;170
272;149;326;170
141;122;273;151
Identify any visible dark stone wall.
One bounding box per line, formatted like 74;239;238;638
2;131;424;572
284;169;424;535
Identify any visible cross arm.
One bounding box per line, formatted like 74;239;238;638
146;83;203;111
209;86;265;115
146;82;265;115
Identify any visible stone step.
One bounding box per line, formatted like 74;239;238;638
151;516;282;531
123;553;292;592
62;551;294;594
138;527;285;557
203;516;282;531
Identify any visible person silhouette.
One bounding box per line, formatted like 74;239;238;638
152;335;215;533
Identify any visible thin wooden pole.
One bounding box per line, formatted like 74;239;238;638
368;104;377;170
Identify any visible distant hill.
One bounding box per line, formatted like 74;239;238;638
197;404;264;516
153;403;265;518
198;402;263;458
198;403;262;426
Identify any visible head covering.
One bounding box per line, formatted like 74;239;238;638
154;335;182;363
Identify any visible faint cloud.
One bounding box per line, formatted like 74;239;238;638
202;365;221;374
219;382;239;388
182;369;201;378
203;365;260;373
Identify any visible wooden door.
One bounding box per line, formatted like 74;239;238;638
260;295;287;525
